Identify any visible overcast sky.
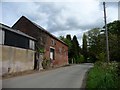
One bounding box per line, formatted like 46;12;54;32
0;0;118;45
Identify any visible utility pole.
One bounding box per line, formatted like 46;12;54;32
103;2;110;62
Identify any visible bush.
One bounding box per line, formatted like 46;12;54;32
86;61;119;89
117;62;120;88
75;56;80;64
74;55;85;64
117;62;120;76
97;52;106;61
42;58;51;69
79;55;85;63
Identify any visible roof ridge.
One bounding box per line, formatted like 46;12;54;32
19;16;68;46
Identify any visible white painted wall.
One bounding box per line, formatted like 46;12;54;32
1;45;35;76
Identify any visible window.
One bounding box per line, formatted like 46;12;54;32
59;48;62;54
0;30;5;44
39;37;43;45
62;47;65;52
29;40;35;50
40;37;43;42
51;39;55;46
65;51;67;56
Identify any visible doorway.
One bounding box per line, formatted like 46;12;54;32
50;48;55;60
34;52;39;70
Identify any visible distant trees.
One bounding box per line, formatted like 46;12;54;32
82;20;120;62
60;20;120;63
82;33;88;62
59;35;82;64
65;35;73;63
72;35;80;63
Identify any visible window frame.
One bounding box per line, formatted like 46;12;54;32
29;39;35;50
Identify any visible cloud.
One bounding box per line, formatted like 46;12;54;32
118;2;120;20
107;2;118;22
1;1;118;45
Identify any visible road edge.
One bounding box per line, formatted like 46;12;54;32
2;64;72;80
81;67;93;89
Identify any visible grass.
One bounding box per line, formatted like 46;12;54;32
86;61;119;89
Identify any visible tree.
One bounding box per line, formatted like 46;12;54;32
86;28;103;62
82;33;88;62
85;20;120;62
72;35;79;55
106;20;120;35
102;20;120;61
66;34;72;41
59;36;65;41
72;35;81;63
108;33;118;61
65;35;73;63
59;35;73;64
59;35;82;64
106;20;120;61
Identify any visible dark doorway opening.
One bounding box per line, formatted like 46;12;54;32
34;52;39;70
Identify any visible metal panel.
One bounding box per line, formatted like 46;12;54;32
4;30;29;49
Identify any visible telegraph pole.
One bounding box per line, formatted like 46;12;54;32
103;2;110;62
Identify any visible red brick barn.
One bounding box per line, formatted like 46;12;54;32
12;16;68;69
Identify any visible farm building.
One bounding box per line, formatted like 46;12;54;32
12;16;68;69
0;23;36;75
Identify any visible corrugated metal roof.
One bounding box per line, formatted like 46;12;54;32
0;23;36;41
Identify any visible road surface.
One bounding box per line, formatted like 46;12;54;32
3;63;93;88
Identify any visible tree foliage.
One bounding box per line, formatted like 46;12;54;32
82;33;88;62
59;20;120;63
84;20;120;62
85;28;103;62
59;34;82;64
72;35;81;63
106;20;120;61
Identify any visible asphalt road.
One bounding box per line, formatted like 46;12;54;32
3;63;93;88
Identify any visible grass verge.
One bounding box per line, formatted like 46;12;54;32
86;61;120;89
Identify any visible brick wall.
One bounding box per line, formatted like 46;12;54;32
44;35;68;67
